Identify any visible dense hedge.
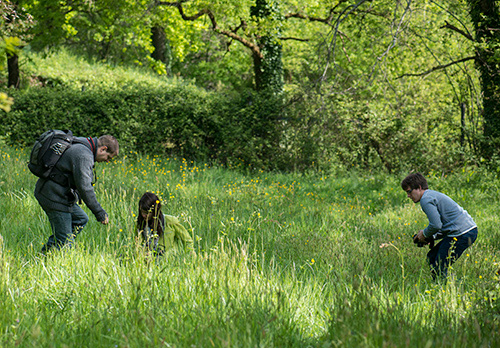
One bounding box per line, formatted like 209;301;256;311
0;82;481;173
0;85;287;170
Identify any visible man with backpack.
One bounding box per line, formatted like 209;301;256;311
33;133;119;253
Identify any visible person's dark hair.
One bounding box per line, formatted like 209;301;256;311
401;173;429;191
98;135;119;155
137;192;164;239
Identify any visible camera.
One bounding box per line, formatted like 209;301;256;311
412;234;427;247
412;233;437;249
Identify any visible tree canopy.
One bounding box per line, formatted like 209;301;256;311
3;0;500;170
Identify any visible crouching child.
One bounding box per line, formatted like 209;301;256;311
136;192;193;256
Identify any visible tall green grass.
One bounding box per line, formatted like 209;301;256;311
1;143;499;347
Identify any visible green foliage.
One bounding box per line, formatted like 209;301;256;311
279;85;475;173
213;89;285;169
1;86;288;169
0;0;35;41
2;36;23;56
0;91;13;111
278;0;483;172
19;0;217;74
0;42;484;173
467;0;500;158
0;0;35;105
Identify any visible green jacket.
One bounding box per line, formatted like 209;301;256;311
140;214;193;253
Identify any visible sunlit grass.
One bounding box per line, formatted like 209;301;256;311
20;49;186;91
1;143;500;347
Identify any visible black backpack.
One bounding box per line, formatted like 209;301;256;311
28;129;75;186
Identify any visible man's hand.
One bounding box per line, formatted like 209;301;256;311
101;215;109;225
414;230;427;244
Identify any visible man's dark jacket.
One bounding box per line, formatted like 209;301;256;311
34;136;107;222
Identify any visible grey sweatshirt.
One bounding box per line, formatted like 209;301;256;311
34;136;107;222
420;190;476;238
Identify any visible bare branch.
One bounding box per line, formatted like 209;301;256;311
285;12;333;25
284;0;388;26
217;27;262;58
230;20;247;34
441;20;474;41
156;0;190;5
430;0;473;40
367;0;412;83
396;56;476;79
280;37;309;42
155;1;262;58
320;0;372;82
410;29;461;101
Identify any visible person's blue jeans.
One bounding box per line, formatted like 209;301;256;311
427;227;478;279
41;205;89;253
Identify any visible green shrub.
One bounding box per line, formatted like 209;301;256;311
0;85;287;170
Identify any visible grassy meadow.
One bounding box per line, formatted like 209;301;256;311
1;143;500;347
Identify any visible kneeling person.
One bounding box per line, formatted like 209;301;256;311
136;192;193;255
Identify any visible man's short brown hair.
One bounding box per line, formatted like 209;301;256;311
401;172;428;191
98;135;119;155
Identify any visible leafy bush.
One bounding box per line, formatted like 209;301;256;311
278;86;481;174
0;84;287;170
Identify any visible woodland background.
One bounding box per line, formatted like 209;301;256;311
0;0;499;173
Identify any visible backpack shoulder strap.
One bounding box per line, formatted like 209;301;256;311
73;137;97;157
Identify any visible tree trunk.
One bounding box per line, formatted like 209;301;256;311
253;36;283;93
151;25;172;75
250;0;283;93
151;25;166;63
468;0;500;157
253;51;264;91
7;52;20;88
